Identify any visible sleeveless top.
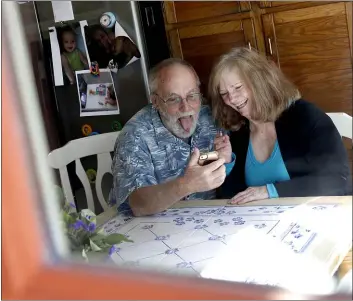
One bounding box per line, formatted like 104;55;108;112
63;49;84;71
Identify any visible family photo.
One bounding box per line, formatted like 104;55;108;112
83;19;141;71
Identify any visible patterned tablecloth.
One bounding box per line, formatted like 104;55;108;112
97;198;352;284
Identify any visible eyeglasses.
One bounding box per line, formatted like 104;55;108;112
154;92;203;108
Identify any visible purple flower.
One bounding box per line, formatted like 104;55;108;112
88;222;96;232
69;202;76;208
108;246;117;256
72;220;85;230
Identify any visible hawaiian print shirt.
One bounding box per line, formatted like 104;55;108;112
109;104;221;211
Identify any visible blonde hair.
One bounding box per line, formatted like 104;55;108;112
208;47;301;130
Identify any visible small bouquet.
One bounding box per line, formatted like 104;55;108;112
61;200;133;261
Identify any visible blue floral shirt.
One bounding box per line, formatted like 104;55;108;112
109;104;221;211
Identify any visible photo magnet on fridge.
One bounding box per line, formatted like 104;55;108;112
82;13;141;73
48;22;90;86
76;69;120;117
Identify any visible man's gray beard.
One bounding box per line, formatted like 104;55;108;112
159;108;199;139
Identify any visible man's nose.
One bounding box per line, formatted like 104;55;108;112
179;98;191;111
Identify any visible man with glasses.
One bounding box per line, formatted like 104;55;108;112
109;58;234;216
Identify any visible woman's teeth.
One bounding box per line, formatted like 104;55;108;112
236;99;248;110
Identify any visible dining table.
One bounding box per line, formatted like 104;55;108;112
95;195;352;285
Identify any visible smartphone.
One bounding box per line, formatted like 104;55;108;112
198;151;219;166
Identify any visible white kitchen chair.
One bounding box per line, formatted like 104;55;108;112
48;132;119;213
327;113;352;142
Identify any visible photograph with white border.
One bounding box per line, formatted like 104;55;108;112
76;69;119;117
83;16;141;72
49;22;90;86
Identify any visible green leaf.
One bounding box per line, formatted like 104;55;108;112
63;212;77;225
90;233;106;243
89;239;102;251
104;233;133;245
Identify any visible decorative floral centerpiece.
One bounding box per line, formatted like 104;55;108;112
61;200;133;262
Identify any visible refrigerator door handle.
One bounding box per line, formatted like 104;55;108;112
144;6;155;27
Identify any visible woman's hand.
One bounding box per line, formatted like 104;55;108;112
214;132;232;163
229;186;269;205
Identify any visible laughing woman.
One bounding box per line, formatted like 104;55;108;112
209;48;351;204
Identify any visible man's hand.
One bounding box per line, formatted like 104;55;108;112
229;186;269;205
214;132;232;163
182;148;226;193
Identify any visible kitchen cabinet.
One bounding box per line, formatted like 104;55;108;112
167;18;256;92
163;1;352;114
262;2;352;114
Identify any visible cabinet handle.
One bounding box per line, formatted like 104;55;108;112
268;37;273;56
248;41;252;50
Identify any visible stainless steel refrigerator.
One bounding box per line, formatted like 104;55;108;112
19;1;170;211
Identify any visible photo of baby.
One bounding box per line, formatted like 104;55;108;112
58;26;88;85
76;69;119;117
49;22;90;86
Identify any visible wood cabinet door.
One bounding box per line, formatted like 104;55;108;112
164;1;251;24
167;19;256;94
259;1;329;8
262;2;352;114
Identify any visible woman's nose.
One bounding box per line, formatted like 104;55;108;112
228;92;239;104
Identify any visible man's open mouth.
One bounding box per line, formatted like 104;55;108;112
236;98;248;110
178;115;194;132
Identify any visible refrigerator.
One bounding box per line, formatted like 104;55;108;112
19;1;170;212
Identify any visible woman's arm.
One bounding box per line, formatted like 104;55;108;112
275;109;351;197
61;54;75;84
